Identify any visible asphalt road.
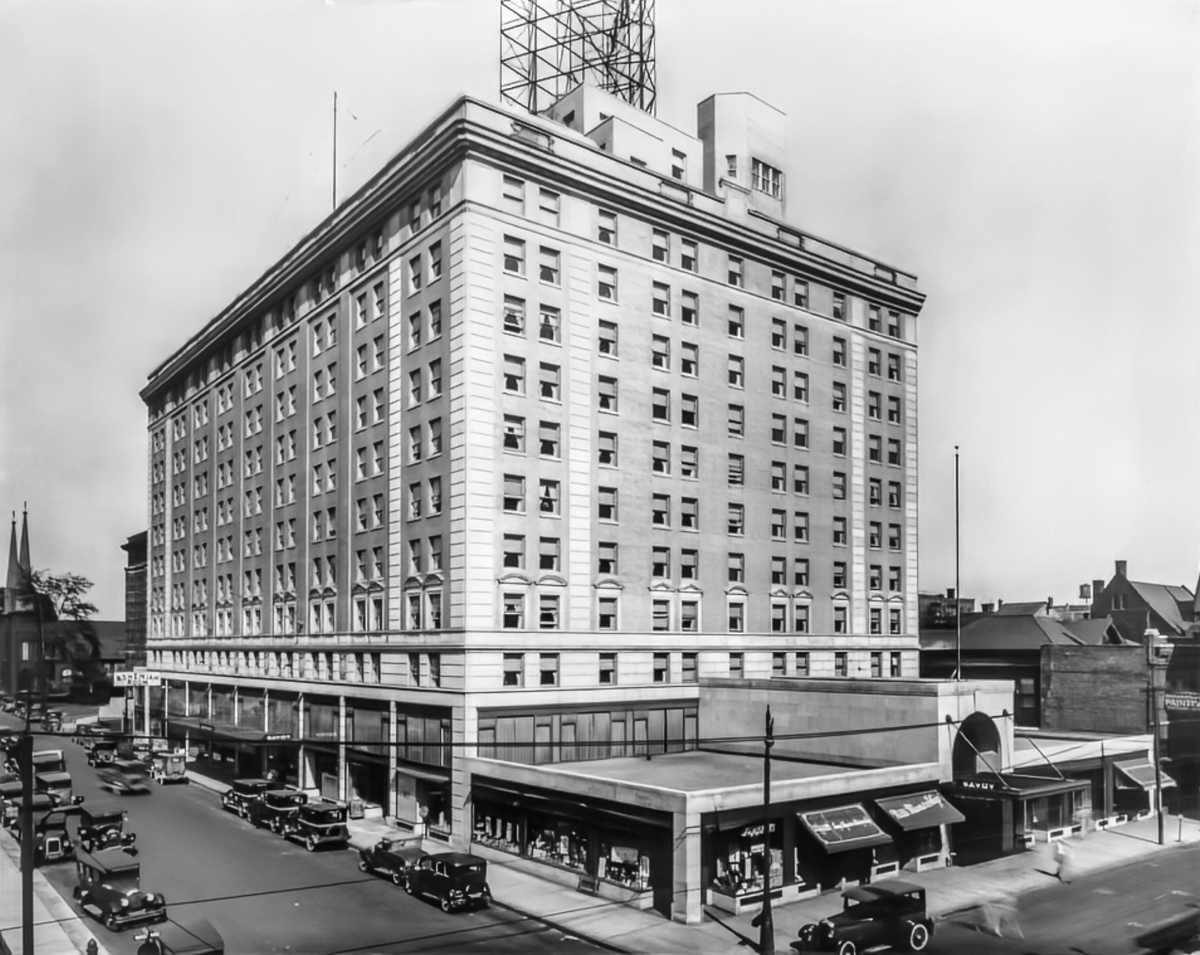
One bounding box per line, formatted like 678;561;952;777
931;845;1200;955
4;716;604;955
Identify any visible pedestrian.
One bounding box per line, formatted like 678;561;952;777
1053;839;1072;883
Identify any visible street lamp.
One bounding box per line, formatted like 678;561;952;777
759;706;776;955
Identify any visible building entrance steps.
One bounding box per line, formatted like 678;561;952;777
185;767;1200;955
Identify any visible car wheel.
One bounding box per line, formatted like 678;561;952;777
104;913;119;931
440;896;452;913
907;923;930;951
836;942;858;955
391;869;404;887
306;836;316;852
358;859;369;872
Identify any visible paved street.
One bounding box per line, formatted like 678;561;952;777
4;717;603;954
931;846;1200;954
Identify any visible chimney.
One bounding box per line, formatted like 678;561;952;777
1047;597;1054;614
946;587;956;600
997;598;1004;611
1116;559;1127;578
1092;579;1104;602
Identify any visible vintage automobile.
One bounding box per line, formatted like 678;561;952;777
73;847;167;931
12;800;80;865
36;770;75;805
76;721;121;750
77;802;135;854
246;788;307;833
0;779;23;827
30;748;67;774
404;852;491;913
3;791;57;833
133;918;224;955
281;799;350;851
358;838;428;886
796;881;935;955
88;740;118;768
150;749;188;785
97;759;152;795
41;710;64;732
220;778;274;818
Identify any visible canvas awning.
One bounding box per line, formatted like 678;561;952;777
798;804;892;854
874;791;965;831
1115;759;1178;790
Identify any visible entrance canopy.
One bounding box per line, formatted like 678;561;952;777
1115;759;1178;790
798;804;891;854
875;791;965;831
171;716;267;743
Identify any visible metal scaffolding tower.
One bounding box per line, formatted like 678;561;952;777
500;0;656;117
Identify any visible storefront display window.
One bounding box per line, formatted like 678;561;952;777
598;840;650;892
711;821;783;897
473;800;523;856
527;811;589;873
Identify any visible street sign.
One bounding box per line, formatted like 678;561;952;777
113;672;135;687
114;671;161;687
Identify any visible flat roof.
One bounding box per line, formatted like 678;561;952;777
529;750;861;795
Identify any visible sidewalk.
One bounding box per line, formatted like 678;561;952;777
0;830;109;955
185;771;1200;954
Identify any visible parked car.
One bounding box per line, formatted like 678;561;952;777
281;800;349;851
41;710;63;732
246;788;307;833
404;852;491;912
76;802;135;854
97;759;151;795
220;778;274;818
35;770;75;806
133;918;224;955
358;838;428;886
149;749;188;785
88;739;119;768
14;801;80;865
73;847;167;931
3;791;57;833
796;881;934;955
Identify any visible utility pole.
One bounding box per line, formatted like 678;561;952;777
759;706;775;955
955;445;961;681
18;734;35;953
1149;642;1164;845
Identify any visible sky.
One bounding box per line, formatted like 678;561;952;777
1;0;1197;618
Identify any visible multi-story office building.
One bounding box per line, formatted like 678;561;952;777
141;84;926;877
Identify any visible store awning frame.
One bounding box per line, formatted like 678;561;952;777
395;763;450;784
1115;759;1178;791
874;791;965;831
798;804;892;855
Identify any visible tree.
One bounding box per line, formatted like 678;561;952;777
31;570;98;621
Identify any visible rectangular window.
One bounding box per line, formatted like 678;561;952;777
503;653;524;686
832;471;846;500
652;441;670;475
869;521;882;549
539;478;560;515
503;355;525;393
504;595;524;629
833;561;848;590
728;553;745;583
681;239;697;272
833;426;847;456
651;494;670;527
889;524;902;550
503;295;526;335
682;652;698;682
751;158;783;198
652;282;670;316
429;242;443;282
681;290;698;326
681;394;698;428
888;396;902;424
598;376;618;413
869;435;882;463
728;606;745;636
537;188;559;225
888;438;902;467
794;557;809;587
408;254;422;293
598;487;618;521
728;404;744;437
598;265;618;301
868;391;881;420
653;652;670;683
598;319;618;356
652;599;670;632
727;255;743;287
794;279;809;309
599;651;617;682
539;537;560;572
652;334;670;370
539;246;560;285
502;176;524;211
794;511;809;543
888;353;902;381
889;566;902;591
868;305;882;332
770;509;786;539
538;421;560;458
833;337;847;367
597;541;618;575
503;474;525;513
539;362;561;401
652;229;669;262
793;371;809;403
770;462;786;492
771;272;785;302
503;235;525;274
868;348;881;377
651;545;670;578
597;431;618;466
598;601;618;633
538;305;560;343
728;453;745;486
502;534;525;569
651;388;670;422
727;306;744;339
771;414;787;445
771;366;786;398
681;497;698;530
890;610;903;636
889;481;902;508
832;382;847;413
794;418;809;450
727;503;744;536
680;445;698;479
538;649;559;677
598;209;617;245
681;342;699;376
869;564;883;590
832;291;845;320
890;650;902;675
503;414;525;452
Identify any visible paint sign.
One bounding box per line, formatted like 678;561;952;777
1164;692;1200;711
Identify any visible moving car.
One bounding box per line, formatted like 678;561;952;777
246;788;307;833
73;847;167;931
358;838;428;885
404;852;491;912
281;799;349;851
97;759;152;795
796;880;935;955
220;778;274;818
77;802;135;854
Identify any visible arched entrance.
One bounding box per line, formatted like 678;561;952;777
952;712;1001;777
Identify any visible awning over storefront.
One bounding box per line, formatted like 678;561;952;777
170;716;268;743
874;791;965;831
395;763;450;784
798;804;892;854
1115;759;1178;790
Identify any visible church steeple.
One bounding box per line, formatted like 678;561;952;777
5;508;33;608
5;514;19;593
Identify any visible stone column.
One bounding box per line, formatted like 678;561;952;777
673;807;703;924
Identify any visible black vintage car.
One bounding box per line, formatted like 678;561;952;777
220;778;274;818
25;803;81;866
77;802;135;854
97;759;151;795
73;847;167;931
281;800;349;851
246;788;308;833
133;918;224;955
358;838;428;886
88;740;118;767
404;852;491;913
796;881;934;955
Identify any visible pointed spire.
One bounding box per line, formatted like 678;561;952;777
18;504;31;581
5;513;19;593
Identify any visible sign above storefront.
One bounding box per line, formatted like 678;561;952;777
739;822;777;840
1164;692;1200;711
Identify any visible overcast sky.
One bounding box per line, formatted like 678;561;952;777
1;0;1197;619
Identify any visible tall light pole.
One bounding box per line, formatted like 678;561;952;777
955;445;962;681
759;706;776;955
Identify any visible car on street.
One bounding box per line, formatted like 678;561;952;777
246;787;307;832
281;799;349;851
796;880;934;955
220;777;274;818
133;918;224;955
358;838;428;885
36;770;76;805
97;759;152;795
77;802;135;854
404;852;491;913
73;847;167;931
87;740;118;767
23;803;81;866
4;791;57;833
150;749;189;784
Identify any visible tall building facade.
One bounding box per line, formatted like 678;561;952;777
141;86;925;845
